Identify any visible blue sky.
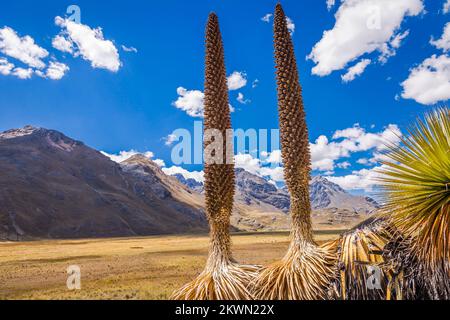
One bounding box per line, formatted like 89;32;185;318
0;0;449;194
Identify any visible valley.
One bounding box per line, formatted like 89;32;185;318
0;230;343;300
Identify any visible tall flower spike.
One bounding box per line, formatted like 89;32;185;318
171;13;259;300
252;4;337;300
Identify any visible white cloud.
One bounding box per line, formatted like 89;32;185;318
252;79;259;88
390;30;410;49
121;45;138;53
401;54;450;105
164;133;178;146
172;86;234;117
328;165;388;192
265;150;282;164
327;0;336;11
430;22;450;52
54;16;121;72
444;0;450;14
52;35;74;54
12;67;33;79
308;0;424;76
341;59;371;82
286;17;295;34
369;152;391;164
311;124;402;172
310;135;345;171
153;159;166;167
237;92;250;104
162;166;205;183
0;26;49;69
378;30;410;64
235;153;285;183
172;87;205;118
337;161;351;169
332;124;364;139
357;158;370;165
45;61;69;80
101;150;154;163
227;71;247;90
261;14;273;23
0;57;14;75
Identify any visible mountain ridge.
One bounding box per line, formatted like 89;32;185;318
0;126;379;240
0;126;207;240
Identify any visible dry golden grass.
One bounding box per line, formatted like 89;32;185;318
0;231;342;300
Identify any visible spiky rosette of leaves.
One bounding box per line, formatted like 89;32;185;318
377;107;450;299
252;4;337;300
171;13;259;301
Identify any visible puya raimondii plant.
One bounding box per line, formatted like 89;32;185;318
171;13;259;300
251;4;337;300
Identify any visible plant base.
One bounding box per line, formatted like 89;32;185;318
252;241;337;300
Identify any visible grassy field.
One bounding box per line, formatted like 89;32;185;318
0;230;343;300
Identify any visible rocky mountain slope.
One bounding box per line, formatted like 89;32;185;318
0;126;379;240
174;169;379;230
0;126;207;240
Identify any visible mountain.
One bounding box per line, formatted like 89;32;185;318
175;170;379;230
0;125;379;240
0;126;207;240
172;174;204;193
122;157;289;232
234;168;290;212
308;175;379;229
310;176;379;213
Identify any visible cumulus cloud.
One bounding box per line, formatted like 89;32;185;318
444;0;450;14
337;161;351;169
227;71;247;90
101;150;155;163
172;87;205;118
261;14;294;34
12;67;33;79
45;61;69;80
430;22;450;52
235;153;285;183
162;166;205;183
341;59;371;82
327;0;336;11
52;35;74;54
265;150;282;164
237;92;250;104
172;87;235;118
0;57;14;75
0;26;49;69
164;133;178;146
401;54;450;105
357;158;370;165
54;16;121;72
261;14;273;23
285;17;295;34
252;79;259;88
328;165;385;192
308;0;424;77
121;45;138;53
311;124;402;172
153;159;166;167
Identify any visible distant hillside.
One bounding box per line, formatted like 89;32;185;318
0;126;379;240
0;126;207;240
174;169;379;230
